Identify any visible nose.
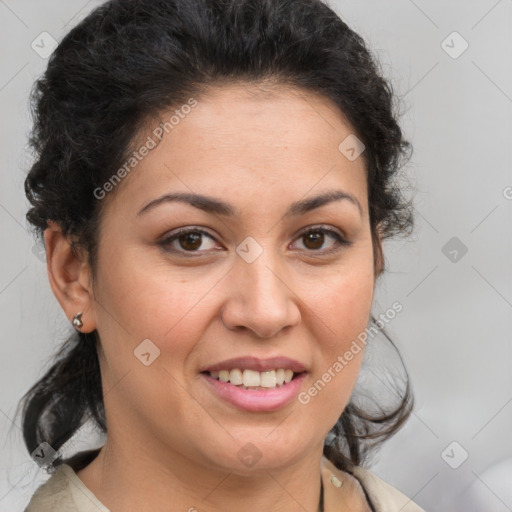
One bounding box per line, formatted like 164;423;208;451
220;245;301;339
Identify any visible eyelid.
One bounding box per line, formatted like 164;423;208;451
293;223;347;242
160;226;216;240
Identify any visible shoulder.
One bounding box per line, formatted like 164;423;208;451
351;466;426;512
24;465;76;512
321;456;426;512
24;463;109;512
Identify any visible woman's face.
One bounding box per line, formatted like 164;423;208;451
88;83;379;473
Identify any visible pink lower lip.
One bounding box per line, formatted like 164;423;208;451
201;372;307;412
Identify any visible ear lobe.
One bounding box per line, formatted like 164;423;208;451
44;221;96;332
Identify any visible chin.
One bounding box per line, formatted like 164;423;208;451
201;434;313;475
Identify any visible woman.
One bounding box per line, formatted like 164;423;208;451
20;0;422;510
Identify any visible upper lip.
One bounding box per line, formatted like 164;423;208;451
200;356;307;373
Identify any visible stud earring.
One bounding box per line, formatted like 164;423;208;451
72;312;83;331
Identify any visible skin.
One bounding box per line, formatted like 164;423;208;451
45;83;383;511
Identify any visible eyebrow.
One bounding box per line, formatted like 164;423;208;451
137;189;363;219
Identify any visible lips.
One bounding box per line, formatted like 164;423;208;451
201;371;307;412
199;356;308;412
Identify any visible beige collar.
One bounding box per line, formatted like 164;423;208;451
321;456;374;511
27;453;424;512
321;456;425;512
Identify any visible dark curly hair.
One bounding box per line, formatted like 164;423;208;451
18;0;414;475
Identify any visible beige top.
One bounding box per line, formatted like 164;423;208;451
25;455;425;512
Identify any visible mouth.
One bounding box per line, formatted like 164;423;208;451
199;355;308;411
201;368;305;390
200;369;307;412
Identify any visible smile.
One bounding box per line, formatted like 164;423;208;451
201;371;307;412
207;368;295;389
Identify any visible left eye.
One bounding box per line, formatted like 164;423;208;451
159;226;350;256
292;227;350;254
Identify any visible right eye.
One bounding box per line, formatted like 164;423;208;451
159;227;223;256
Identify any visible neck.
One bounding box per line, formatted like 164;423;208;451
77;434;325;512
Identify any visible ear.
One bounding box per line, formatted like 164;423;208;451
44;221;96;333
373;224;384;279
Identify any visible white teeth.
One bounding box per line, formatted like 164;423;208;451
260;370;277;388
229;368;243;385
207;368;298;388
243;369;260;387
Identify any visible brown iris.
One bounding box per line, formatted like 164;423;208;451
303;231;324;250
178;232;203;251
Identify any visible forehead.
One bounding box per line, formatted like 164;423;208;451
101;83;368;215
177;82;357;149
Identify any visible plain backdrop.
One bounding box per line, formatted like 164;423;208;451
1;1;511;511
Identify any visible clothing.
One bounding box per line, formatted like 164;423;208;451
25;450;425;512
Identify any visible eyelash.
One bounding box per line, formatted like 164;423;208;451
159;225;351;257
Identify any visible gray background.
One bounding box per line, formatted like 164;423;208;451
1;1;511;511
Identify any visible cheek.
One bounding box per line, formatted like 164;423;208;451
96;247;210;336
304;257;375;348
298;258;374;419
92;251;216;429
